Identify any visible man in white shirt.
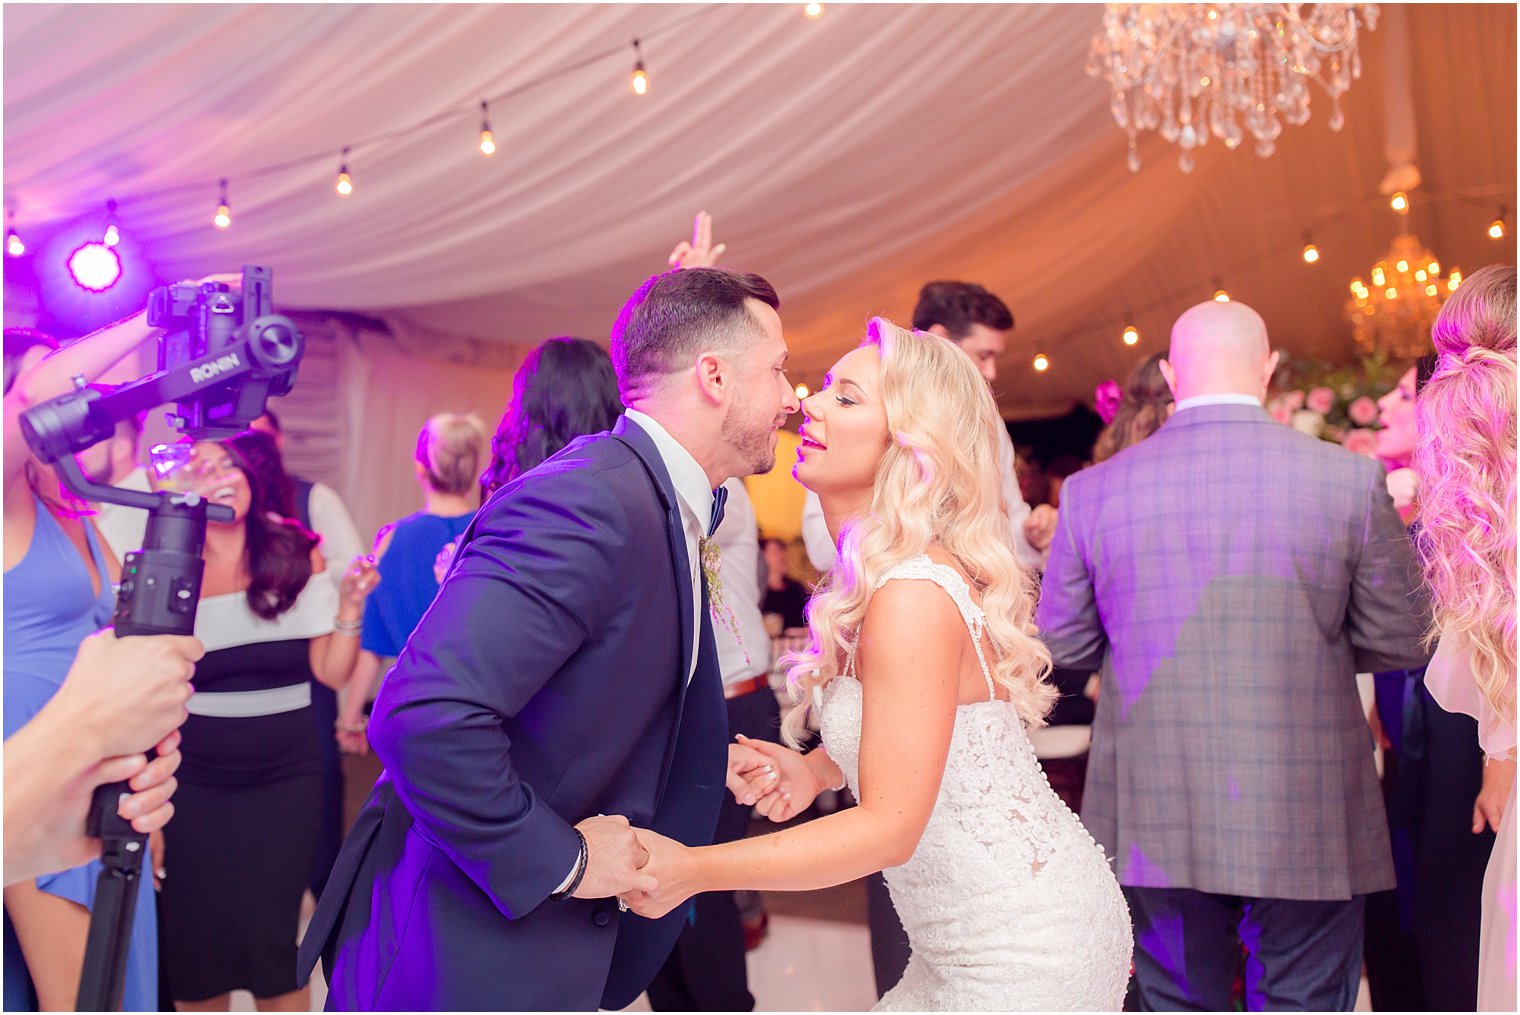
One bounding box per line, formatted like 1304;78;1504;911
802;281;1056;575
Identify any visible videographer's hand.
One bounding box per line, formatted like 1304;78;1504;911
49;629;202;759
572;814;658;899
667;211;726;270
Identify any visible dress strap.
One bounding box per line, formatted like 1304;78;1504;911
864;555;998;701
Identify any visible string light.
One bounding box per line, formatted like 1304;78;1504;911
214;179;232;229
1448;269;1463;291
5;208;23;258
478;101;496;156
804;2;824;18
335;148;353;196
103;200;120;247
1390;190;1409;214
1489;205;1506;239
1122;324;1139;346
1301;234;1319;264
1032;353;1050;372
794;382;810;399
630;39;648;95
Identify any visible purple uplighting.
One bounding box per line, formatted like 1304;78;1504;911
66;241;122;291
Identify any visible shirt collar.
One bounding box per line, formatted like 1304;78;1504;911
1174;393;1263;412
623;408;714;530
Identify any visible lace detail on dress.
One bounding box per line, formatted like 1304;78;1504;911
822;555;1133;1011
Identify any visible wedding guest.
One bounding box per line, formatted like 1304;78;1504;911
477;336;623;501
1091;351;1173;464
1413;264;1517;1012
4;318;172;1012
156;439;377;1011
1376;361;1422;524
1038;299;1431;1011
760;536;809;630
335;413;489;754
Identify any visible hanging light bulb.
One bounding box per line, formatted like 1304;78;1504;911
335;148;354;196
103;200;120;247
1448;269;1463;291
1302;242;1319;264
794;382;810;399
1122;324;1139;346
478;101;496;156
804;2;824;18
1489;205;1507;240
1032;353;1050;372
1213;289;1230;302
630;39;649;95
5;208;23;258
1390;191;1409;214
214;179;232;229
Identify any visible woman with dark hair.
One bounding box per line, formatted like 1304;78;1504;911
1091;351;1174;464
155;439;377;1011
479;335;623;501
4;315;183;1012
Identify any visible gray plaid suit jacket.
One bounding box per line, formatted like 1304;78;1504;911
1037;402;1430;901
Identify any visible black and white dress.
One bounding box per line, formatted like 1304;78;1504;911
158;572;337;1001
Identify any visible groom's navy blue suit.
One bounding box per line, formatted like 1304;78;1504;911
297;415;729;1010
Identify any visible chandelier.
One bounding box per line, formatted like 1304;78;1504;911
1088;4;1379;173
1347;231;1462;361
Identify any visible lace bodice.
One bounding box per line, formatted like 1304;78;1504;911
819;555;1132;1011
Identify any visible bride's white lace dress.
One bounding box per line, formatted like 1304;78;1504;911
819;556;1132;1011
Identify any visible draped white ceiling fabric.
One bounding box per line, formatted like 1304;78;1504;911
4;3;1516;420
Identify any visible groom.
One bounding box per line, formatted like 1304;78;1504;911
297;267;799;1010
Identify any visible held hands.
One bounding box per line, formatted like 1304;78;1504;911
618;827;693;919
573;814;658;899
727;735;826;824
338;554;380;610
667;211;726;270
1022;504;1058;554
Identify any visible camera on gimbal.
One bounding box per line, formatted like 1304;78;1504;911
17;265;305;1011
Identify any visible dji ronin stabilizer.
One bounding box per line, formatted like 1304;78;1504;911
19;265;303;1011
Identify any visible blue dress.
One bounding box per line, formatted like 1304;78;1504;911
3;495;158;1012
360;510;474;658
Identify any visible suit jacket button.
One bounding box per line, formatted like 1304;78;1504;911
593;908;611;927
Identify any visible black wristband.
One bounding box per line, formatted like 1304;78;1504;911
550;828;588;902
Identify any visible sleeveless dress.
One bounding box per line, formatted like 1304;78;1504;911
157;572;337;1001
2;495;159;1011
818;556;1132;1011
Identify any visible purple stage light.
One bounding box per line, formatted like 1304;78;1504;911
67;241;122;291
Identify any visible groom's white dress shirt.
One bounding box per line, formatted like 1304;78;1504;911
1173;393;1263;413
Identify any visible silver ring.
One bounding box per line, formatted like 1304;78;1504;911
617;898;629;912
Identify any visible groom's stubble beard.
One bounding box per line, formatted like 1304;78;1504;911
719;392;780;477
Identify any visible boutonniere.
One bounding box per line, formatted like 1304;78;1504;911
700;535;750;666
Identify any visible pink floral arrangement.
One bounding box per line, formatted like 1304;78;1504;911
1095;379;1123;425
1267;351;1406;460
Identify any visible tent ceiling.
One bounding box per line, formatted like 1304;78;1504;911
4;3;1515;418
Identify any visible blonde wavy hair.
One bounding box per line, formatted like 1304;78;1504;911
781;318;1055;746
1413;264;1516;725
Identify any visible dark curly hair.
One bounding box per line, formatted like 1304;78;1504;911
480;336;623;501
220;436;319;621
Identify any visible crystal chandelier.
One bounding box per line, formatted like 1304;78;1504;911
1347;232;1462;361
1087;4;1379;173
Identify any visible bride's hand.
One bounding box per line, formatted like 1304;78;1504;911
733;735;825;823
621;827;696;919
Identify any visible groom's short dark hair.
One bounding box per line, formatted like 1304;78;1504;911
611;267;780;399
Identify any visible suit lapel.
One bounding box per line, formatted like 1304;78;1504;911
610;416;699;801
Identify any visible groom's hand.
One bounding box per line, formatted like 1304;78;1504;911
620;827;692;919
572;814;658;899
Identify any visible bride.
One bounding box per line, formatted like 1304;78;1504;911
627;319;1132;1011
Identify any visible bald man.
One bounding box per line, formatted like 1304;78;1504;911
1037;301;1431;1011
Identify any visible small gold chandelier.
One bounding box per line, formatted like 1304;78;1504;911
1348;230;1462;361
1088;4;1379;173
